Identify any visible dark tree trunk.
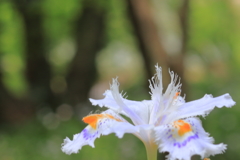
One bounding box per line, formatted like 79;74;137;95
0;65;11;124
126;0;190;94
126;0;169;84
13;0;55;109
179;0;189;55
66;1;106;106
0;57;34;125
0;8;35;125
169;0;190;95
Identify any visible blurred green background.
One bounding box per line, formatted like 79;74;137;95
0;0;239;160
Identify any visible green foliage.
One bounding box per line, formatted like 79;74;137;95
190;1;235;49
0;1;27;97
0;119;146;160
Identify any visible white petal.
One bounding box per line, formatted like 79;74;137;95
149;65;182;125
155;118;226;160
171;93;235;122
90;81;151;124
148;65;163;124
61;110;138;154
136;124;156;144
89;90;119;110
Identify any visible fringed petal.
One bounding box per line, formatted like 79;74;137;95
148;65;163;124
155;118;226;160
89;90;119;111
149;65;184;125
61;110;138;154
90;80;151;124
171;93;235;122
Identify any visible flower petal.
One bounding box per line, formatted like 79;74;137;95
89;90;119;111
61;110;138;154
148;65;164;124
149;65;183;125
90;80;151;124
171;93;236;122
155;118;226;160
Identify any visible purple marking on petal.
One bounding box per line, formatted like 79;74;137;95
177;143;181;148
166;129;171;134
173;134;199;148
82;129;88;138
82;128;99;140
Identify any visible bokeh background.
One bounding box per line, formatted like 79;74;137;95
0;0;239;160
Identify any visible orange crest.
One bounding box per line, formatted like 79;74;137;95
174;120;192;136
83;114;121;129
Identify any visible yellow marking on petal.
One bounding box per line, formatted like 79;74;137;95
82;114;121;129
174;92;180;99
174;120;192;136
203;158;210;160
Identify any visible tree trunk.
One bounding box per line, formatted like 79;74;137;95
126;0;169;83
169;0;190;95
0;57;34;125
13;0;55;109
66;1;106;106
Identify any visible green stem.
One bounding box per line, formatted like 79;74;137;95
144;142;158;160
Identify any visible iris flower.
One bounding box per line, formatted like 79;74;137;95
61;65;235;160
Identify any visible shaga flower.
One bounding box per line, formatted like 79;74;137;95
61;65;235;160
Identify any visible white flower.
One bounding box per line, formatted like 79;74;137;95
61;65;235;160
